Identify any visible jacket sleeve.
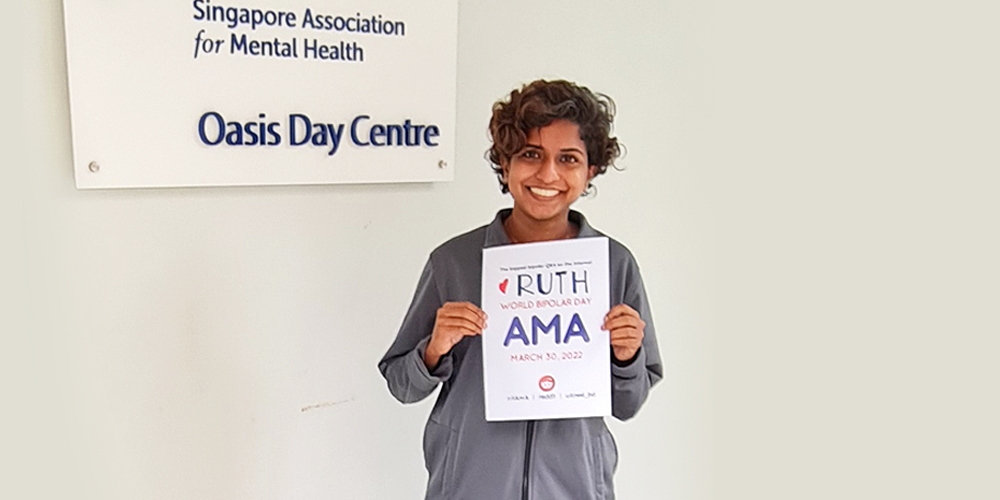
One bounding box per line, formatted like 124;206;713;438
610;259;663;421
377;258;456;404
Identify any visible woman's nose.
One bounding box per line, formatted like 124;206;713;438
536;157;559;182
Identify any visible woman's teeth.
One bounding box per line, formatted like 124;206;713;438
529;187;559;197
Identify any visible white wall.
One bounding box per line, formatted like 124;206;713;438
13;2;1000;500
13;1;712;499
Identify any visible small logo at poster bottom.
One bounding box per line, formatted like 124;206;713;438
538;375;555;392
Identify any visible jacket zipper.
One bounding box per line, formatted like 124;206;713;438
521;420;535;500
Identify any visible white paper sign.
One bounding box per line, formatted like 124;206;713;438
63;0;457;189
481;237;610;421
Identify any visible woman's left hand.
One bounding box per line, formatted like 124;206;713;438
602;304;646;363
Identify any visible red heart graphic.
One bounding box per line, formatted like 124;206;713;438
499;278;509;294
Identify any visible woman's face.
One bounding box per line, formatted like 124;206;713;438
503;119;596;227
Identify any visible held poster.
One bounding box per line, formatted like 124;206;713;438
481;237;610;421
63;0;457;189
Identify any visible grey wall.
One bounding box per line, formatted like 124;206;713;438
11;1;712;499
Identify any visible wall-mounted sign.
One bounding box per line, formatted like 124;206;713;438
63;1;457;189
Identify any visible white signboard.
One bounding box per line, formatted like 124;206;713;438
63;0;457;189
481;238;611;421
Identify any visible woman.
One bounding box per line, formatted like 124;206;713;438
378;79;662;500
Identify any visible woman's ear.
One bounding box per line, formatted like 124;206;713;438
588;165;597;181
502;160;511;183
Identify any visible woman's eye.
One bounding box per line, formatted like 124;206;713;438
522;150;540;159
561;155;580;164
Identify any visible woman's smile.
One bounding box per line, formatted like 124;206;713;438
527;186;561;198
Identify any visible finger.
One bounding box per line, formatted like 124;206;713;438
605;313;644;327
611;337;641;349
438;307;486;325
603;316;646;332
439;306;487;328
438;302;486;323
443;301;488;320
604;304;639;321
610;334;643;346
609;331;643;345
605;323;645;337
436;316;486;334
609;325;644;340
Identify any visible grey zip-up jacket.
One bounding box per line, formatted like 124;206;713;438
379;210;662;500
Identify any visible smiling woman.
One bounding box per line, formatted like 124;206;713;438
489;81;621;243
488;80;621;195
378;79;661;500
501;119;596;243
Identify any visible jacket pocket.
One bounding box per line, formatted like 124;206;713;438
593;425;619;500
423;419;455;499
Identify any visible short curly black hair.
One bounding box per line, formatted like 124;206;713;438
487;79;621;194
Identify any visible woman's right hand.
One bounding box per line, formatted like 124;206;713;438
424;302;487;370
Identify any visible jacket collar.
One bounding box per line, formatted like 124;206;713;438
484;209;598;248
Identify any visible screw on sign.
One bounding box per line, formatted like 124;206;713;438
538;375;555;392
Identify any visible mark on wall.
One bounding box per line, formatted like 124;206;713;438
301;397;355;412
